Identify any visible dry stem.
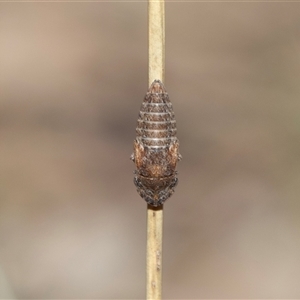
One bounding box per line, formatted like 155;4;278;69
147;1;165;299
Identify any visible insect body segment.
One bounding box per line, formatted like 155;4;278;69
131;80;181;207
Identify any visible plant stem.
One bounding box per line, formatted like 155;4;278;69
147;205;163;300
148;0;165;84
147;1;165;299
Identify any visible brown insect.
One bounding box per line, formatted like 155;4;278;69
131;80;181;207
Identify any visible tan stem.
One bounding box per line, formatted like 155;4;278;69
147;205;163;300
147;1;165;299
148;0;165;85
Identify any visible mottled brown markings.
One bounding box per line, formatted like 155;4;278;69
131;80;181;207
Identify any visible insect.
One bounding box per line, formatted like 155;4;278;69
131;80;181;207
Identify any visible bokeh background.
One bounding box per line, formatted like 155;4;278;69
1;1;300;299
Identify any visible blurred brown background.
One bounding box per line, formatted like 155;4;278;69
1;1;300;299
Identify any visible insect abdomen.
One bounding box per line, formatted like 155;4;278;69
131;80;181;207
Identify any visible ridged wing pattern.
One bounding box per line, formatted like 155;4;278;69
131;80;181;207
